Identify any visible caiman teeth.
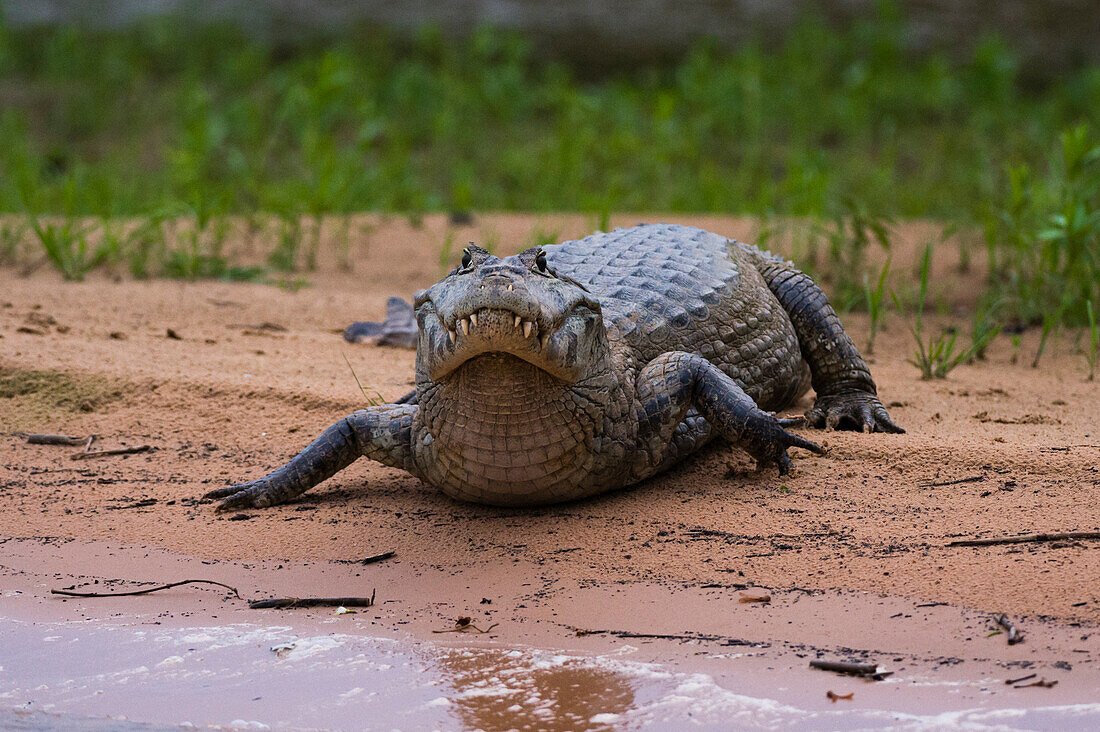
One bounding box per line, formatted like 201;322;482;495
469;312;478;327
460;318;470;335
523;321;534;338
540;333;549;349
448;329;456;344
514;314;522;328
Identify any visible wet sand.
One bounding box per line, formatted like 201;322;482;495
2;213;1099;729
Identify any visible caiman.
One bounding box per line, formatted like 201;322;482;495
206;224;902;510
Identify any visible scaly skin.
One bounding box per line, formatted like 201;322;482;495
206;224;902;510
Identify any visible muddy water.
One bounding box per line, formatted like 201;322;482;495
3;535;1100;730
5;611;1100;731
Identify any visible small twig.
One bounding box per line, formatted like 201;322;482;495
570;626;761;645
432;620;500;634
1005;673;1037;685
52;579;240;599
231;321;287;332
810;659;893;680
106;498;158;510
826;690;854;702
948;531;1100;547
26;434;87;446
71;445;151;461
1015;678;1057;688
919;474;984;488
995;613;1024;645
360;550;395;565
82;434;95;453
612;631;720;641
250;590;376;609
573;629;721;641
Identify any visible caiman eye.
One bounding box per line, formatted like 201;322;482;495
535;250;548;272
461;248;472;268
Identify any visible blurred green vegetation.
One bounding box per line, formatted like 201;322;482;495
983;125;1099;327
0;8;1096;342
3;12;1097;219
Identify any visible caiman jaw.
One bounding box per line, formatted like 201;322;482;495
445;307;543;348
432;305;568;381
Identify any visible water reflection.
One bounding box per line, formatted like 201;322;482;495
434;646;635;731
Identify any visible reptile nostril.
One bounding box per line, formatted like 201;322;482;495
478;274;514;287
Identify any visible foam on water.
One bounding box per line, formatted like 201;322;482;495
3;614;1099;731
431;646;1100;731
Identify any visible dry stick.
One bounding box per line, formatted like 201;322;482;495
71;445;151;461
250;590;376;610
995;613;1024;645
947;531;1100;547
573;628;724;642
432;623;500;634
1005;673;1037;685
52;579;241;599
919;474;985;488
26;434;87;446
360;551;395;565
106;498;158;511
572;627;761;646
82;435;95;453
52;578;376;609
809;660;893;680
610;631;721;641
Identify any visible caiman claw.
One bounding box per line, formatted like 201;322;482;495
744;415;825;476
805;391;904;434
203;479;277;512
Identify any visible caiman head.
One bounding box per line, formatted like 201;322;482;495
413;245;608;385
410;244;619;505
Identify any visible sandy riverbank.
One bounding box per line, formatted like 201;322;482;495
2;213;1098;729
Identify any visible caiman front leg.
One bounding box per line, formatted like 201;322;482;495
204;404;417;512
752;252;904;434
633;352;823;479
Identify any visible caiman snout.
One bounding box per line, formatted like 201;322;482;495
414;244;606;384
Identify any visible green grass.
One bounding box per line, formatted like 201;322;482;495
969;295;1003;362
2;12;1097;222
1086;300;1097;380
983;124;1099;328
755;200;894;313
268;215;303;272
0;9;1097;339
527;227;561;249
342;352;387;406
28;215;105;281
0;218;26;263
862;257;890;354
893;243;1001;379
